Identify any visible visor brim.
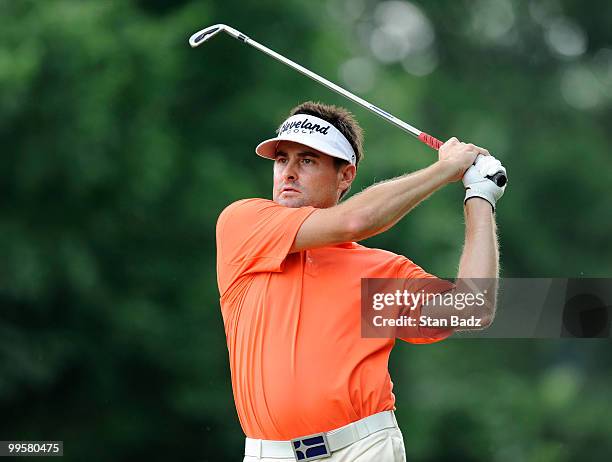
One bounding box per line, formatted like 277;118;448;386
255;135;353;164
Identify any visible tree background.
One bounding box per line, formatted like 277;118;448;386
1;0;611;460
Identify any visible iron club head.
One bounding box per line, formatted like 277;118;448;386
189;24;247;48
189;24;224;47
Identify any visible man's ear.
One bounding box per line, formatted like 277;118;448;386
337;163;357;200
339;164;356;191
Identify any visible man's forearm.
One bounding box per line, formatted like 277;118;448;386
453;198;499;327
457;198;499;279
339;162;450;241
420;199;499;329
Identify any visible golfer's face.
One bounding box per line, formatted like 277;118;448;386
273;141;342;208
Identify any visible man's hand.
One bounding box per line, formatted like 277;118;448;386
462;155;507;211
437;137;490;183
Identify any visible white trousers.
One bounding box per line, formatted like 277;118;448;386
243;427;406;462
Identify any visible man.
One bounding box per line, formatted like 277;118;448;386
216;101;507;461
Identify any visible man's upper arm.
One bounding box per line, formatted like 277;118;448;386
290;206;356;253
394;258;456;343
216;199;316;294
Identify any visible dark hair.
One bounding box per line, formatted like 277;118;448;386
286;101;365;168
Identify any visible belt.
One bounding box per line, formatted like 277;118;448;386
244;410;397;461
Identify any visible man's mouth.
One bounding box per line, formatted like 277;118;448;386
281;187;300;194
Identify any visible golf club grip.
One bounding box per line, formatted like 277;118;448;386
418;132;507;187
418;132;444;150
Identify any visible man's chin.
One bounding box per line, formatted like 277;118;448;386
275;197;306;208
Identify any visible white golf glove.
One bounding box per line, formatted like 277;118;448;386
462;155;507;211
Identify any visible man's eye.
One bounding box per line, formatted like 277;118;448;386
276;157;287;163
302;158;312;164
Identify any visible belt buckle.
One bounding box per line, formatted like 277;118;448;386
291;432;331;461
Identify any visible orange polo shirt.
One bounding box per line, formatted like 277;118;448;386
216;198;452;440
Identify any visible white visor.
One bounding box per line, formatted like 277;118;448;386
256;114;356;165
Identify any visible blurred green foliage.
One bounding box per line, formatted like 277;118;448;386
1;0;611;461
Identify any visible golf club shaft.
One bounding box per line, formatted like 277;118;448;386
190;25;506;187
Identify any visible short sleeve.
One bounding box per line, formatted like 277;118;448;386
216;198;316;295
395;257;455;344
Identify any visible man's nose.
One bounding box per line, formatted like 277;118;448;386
283;160;299;181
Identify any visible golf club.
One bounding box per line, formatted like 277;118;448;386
189;24;507;187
